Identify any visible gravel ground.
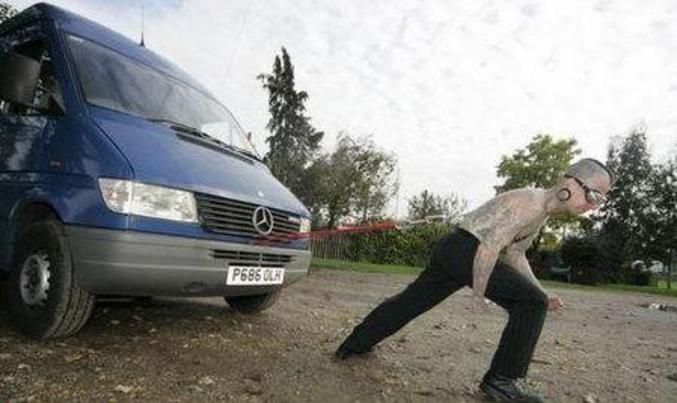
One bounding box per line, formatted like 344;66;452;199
1;268;677;402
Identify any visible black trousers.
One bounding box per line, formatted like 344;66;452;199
339;227;548;379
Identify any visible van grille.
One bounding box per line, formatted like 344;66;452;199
195;193;301;239
212;250;293;267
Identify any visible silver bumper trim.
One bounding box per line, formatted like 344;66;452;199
66;226;310;297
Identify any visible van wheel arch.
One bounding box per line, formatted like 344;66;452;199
4;218;95;339
13;202;61;227
4;202;62;271
225;288;282;313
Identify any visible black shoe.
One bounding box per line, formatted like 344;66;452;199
334;342;371;360
480;373;546;403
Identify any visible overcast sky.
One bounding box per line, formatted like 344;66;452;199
11;0;677;213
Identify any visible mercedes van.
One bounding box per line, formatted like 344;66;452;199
0;3;311;339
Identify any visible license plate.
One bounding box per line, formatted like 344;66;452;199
226;266;285;286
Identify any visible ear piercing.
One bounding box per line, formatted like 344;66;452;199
557;188;571;202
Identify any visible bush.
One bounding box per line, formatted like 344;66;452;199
623;261;654;286
534;250;565;281
595;232;631;283
626;270;653;286
560;236;604;285
346;223;452;267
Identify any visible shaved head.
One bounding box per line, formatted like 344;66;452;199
557;158;613;214
566;158;613;187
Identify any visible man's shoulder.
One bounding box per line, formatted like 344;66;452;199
459;187;547;245
495;188;543;208
463;188;545;218
498;187;546;202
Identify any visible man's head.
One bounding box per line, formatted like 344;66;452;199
558;158;613;215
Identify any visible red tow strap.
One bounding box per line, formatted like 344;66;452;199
253;215;451;246
253;220;400;245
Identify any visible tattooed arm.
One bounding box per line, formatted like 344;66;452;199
501;217;549;294
471;243;501;312
472;243;500;297
461;188;548;311
502;233;566;310
501;236;547;295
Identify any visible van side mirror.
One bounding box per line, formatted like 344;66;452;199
0;51;41;107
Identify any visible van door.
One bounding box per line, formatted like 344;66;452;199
0;24;65;268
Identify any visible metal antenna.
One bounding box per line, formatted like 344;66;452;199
225;4;252;77
139;1;145;47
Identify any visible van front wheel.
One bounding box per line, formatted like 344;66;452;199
5;220;95;339
225;288;281;313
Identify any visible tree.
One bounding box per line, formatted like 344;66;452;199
495;134;581;193
595;127;655;279
407;189;467;223
560;235;604;285
646;156;677;262
351;137;398;223
309;152;349;229
313;135;397;228
258;47;324;203
495;134;582;255
0;2;17;24
293;157;328;225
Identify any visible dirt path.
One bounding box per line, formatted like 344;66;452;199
1;268;677;402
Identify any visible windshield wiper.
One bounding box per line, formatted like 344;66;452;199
198;132;262;162
148;118;260;161
227;145;261;161
148;119;206;138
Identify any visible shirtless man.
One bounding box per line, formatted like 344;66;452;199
335;159;612;403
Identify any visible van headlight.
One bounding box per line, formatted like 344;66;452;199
299;218;311;233
98;178;198;223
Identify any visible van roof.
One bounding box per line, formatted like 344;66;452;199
2;2;212;96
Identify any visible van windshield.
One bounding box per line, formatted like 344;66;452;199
66;34;258;157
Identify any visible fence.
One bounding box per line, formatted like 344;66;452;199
654;273;676;290
311;234;354;261
656;248;675;289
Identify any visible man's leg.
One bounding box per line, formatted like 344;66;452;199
336;229;479;357
337;267;463;354
483;263;548;379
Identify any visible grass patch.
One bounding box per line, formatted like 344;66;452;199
311;258;423;276
656;279;676;290
542;280;677;298
598;283;677;297
312;258;677;298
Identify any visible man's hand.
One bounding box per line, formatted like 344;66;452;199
547;295;565;311
471;295;489;313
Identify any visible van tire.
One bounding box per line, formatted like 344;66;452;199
5;220;95;339
225;288;281;313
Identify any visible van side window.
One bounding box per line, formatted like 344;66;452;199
0;39;64;116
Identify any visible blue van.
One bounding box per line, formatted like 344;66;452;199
0;3;311;339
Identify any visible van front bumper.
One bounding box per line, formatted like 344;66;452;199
66;226;311;297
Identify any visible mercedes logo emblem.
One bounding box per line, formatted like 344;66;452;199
252;206;274;235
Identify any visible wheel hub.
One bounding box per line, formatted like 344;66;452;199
19;252;51;307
